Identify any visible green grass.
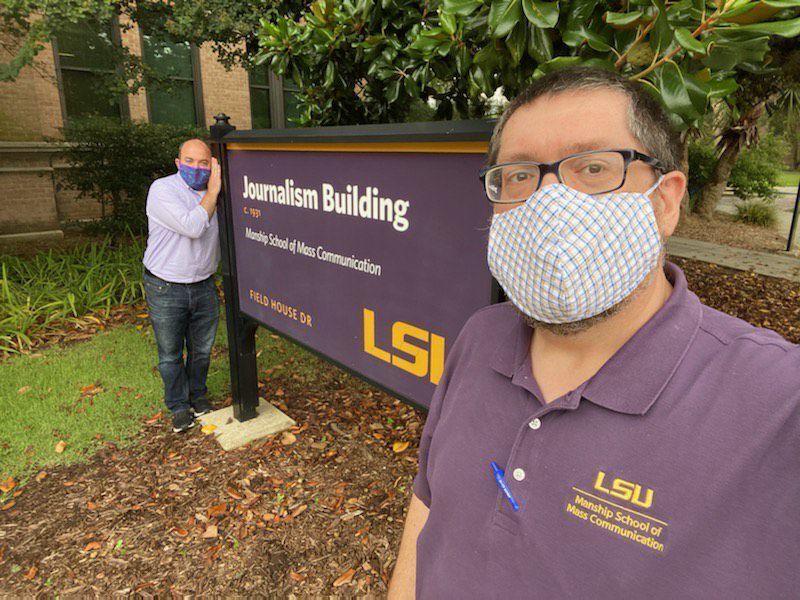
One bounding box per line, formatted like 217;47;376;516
0;312;327;491
776;170;800;188
0;236;337;494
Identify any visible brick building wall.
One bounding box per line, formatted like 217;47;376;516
1;25;257;240
0;33;62;142
199;45;252;129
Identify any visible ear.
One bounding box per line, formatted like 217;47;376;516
175;158;181;170
653;170;686;238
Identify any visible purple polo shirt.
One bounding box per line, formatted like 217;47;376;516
414;262;800;598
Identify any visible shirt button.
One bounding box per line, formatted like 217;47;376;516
512;468;526;481
529;418;542;430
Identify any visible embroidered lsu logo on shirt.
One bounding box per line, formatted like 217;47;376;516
564;470;669;554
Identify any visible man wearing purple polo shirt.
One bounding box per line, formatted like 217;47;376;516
143;139;222;433
389;68;800;598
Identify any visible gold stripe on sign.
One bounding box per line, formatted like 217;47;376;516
226;141;489;154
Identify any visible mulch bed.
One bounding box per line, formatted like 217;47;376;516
1;258;798;598
675;212;795;256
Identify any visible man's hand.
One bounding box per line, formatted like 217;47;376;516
200;158;221;218
207;157;221;197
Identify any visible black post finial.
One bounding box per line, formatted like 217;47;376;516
210;113;235;140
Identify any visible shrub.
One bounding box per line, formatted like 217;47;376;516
734;200;778;228
687;140;717;203
728;133;790;201
59;118;205;235
0;237;146;355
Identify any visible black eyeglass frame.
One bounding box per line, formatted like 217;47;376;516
478;149;667;203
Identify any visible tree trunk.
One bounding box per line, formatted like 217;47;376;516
694;141;741;220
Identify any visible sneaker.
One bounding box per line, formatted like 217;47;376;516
172;409;195;433
191;398;214;417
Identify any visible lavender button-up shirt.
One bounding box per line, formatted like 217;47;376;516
142;172;219;283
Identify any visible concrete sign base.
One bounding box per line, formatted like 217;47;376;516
198;399;295;451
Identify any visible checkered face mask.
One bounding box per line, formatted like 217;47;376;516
487;178;663;324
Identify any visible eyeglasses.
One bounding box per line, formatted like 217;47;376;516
479;149;666;204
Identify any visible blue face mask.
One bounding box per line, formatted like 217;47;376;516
178;163;211;190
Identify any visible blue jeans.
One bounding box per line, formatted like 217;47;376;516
143;270;220;414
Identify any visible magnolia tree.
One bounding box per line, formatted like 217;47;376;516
257;0;800;215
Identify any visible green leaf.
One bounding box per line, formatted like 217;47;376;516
403;75;420;97
604;10;643;26
522;0;559;28
474;44;501;70
650;0;673;52
656;62;700;126
674;28;707;54
506;24;527;65
563;26;611;51
455;46;472;75
386;79;401;104
489;0;522;37
471;65;494;94
703;33;770;70
706;77;739;99
528;25;553;62
444;0;484;16
761;0;800;7
727;16;800;37
324;62;335;87
440;12;458;34
533;55;582;78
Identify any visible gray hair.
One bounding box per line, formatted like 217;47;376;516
487;67;683;173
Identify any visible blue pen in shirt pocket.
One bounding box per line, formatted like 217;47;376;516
490;461;520;511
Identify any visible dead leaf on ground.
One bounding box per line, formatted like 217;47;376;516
172;528;189;538
23;565;37;580
207;503;226;518
289;571;305;582
83;541;102;552
1;500;15;511
281;432;297;446
0;477;15;493
290;504;308;518
392;441;409;453
34;471;47;482
17;386;31;395
201;424;217;434
145;412;162;425
333;568;356;587
54;440;67;454
80;383;104;397
201;524;218;539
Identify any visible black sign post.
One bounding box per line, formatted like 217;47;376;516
210;114;259;422
787;179;800;253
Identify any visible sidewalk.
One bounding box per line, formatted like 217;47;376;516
667;237;800;283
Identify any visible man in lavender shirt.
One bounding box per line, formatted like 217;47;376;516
142;139;222;433
389;68;800;598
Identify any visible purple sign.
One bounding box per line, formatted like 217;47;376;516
227;148;494;408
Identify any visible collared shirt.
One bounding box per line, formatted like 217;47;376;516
142;172;219;283
413;262;800;599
